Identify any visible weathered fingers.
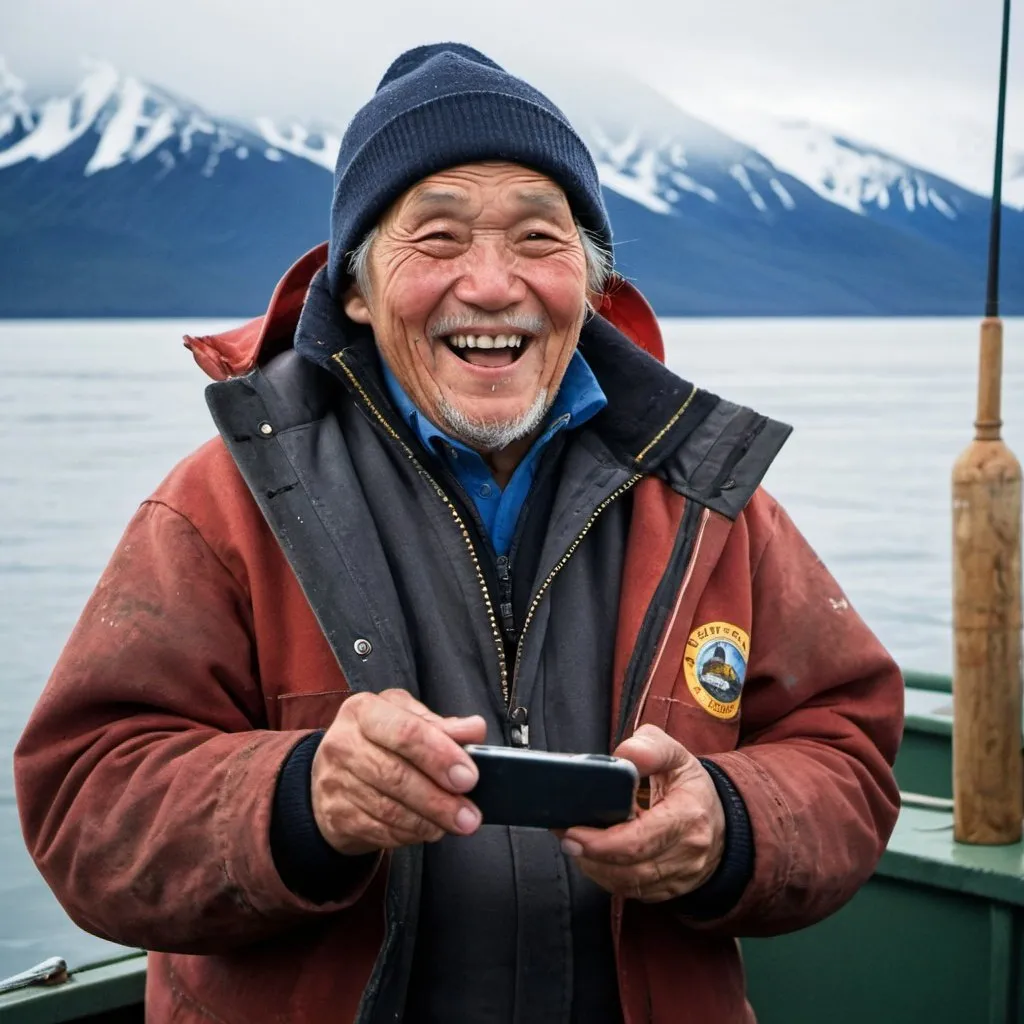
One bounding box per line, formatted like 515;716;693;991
312;689;486;855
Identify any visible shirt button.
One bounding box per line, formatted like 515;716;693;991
479;483;493;498
447;446;459;460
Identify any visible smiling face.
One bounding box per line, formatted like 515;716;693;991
342;162;590;451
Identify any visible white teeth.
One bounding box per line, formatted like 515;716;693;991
445;334;526;350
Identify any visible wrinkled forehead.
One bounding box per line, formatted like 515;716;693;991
392;161;572;222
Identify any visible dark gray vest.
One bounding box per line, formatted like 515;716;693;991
205;273;790;1024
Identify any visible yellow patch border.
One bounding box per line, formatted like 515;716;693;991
683;621;750;720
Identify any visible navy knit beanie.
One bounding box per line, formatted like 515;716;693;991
326;43;612;298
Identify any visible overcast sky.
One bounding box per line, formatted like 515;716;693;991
4;0;1023;170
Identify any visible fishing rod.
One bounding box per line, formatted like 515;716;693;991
951;0;1021;845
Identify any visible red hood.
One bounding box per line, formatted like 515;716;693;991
184;244;665;382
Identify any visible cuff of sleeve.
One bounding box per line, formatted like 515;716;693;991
270;730;379;905
671;757;755;920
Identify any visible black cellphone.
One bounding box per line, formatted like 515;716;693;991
463;744;639;829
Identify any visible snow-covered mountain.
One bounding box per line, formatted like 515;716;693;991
0;56;337;176
728;120;964;219
0;58;337;316
533;68;1021;287
698;101;1024;214
0;57;1020;317
838;117;1024;212
899;124;1024;211
551;73;802;222
539;69;1023;314
706;114;1024;298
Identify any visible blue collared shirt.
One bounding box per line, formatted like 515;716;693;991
380;351;608;556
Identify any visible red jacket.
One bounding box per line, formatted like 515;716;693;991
15;246;903;1023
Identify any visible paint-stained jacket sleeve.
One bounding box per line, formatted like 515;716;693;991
692;494;904;936
13;498;378;954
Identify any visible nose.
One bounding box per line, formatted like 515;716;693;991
451;237;527;310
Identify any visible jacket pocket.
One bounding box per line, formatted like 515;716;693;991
274;689;351;731
645;695;740;756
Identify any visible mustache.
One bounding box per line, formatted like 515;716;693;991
428;313;548;339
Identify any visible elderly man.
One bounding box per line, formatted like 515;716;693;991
15;43;902;1024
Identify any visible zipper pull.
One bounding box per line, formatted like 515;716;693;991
495;555;517;644
509;705;530;748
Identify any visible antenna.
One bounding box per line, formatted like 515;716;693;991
985;0;1013;318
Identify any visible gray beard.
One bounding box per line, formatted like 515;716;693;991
437;388;551;452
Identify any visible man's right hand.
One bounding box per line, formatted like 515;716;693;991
311;689;487;855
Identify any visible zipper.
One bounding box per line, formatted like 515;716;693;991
613;417;762;738
495;555;517;647
496;554;522;743
331;352;510;703
505;472;643;747
629;507;710;736
614;501;707;747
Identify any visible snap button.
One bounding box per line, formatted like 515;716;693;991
353;638;373;657
258;421;274;437
479;483;493;498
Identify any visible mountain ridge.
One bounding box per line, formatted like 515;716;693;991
1;57;1021;318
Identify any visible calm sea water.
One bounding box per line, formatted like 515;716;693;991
1;316;1022;978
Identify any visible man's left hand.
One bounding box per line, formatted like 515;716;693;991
559;725;726;903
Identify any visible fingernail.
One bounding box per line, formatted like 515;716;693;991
448;763;477;791
455;805;481;833
561;839;584;857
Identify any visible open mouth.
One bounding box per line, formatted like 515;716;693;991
442;333;532;368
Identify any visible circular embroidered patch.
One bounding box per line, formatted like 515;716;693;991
683;621;750;720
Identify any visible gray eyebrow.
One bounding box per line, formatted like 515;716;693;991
514;189;566;210
408;188;468;207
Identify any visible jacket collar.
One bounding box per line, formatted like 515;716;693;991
185;243;721;477
184;244;330;382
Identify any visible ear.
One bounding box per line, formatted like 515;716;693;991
343;281;372;324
